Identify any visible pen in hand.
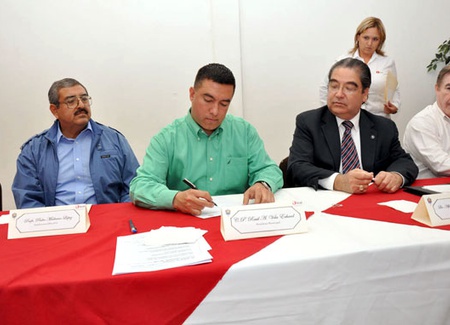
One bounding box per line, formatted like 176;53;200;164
183;178;218;206
129;219;138;233
183;178;198;190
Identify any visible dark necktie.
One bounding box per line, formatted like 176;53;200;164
341;120;360;174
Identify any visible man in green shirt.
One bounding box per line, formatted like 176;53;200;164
130;63;283;215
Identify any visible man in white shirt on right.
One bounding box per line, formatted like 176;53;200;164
403;64;450;178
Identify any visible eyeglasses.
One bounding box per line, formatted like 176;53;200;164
61;95;92;109
328;81;359;95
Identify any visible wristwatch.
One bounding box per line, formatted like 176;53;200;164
257;181;272;192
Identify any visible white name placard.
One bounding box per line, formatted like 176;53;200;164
220;201;308;241
8;204;91;239
411;193;450;227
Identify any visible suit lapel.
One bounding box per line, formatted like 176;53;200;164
359;111;377;171
321;109;341;171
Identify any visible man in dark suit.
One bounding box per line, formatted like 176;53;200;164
287;58;418;194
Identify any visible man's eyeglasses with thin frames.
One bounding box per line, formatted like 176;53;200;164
60;95;92;109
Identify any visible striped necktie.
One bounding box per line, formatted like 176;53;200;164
341;120;360;174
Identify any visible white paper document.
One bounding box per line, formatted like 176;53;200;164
378;200;418;213
200;194;244;218
197;187;338;219
0;214;10;225
143;226;208;246
423;184;450;193
112;227;212;275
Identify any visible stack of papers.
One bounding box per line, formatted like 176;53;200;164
112;226;212;275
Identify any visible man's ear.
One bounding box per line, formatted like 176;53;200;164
189;86;195;102
49;104;59;119
362;88;369;103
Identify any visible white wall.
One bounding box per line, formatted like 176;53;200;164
239;0;446;162
1;0;448;210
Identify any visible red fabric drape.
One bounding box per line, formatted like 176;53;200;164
324;178;450;231
0;203;281;324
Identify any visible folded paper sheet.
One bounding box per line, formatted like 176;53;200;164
221;201;308;241
412;193;450;227
8;204;90;239
384;70;398;102
378;200;417;213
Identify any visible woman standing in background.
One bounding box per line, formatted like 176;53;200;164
319;17;400;118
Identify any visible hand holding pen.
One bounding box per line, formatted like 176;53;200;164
172;178;217;216
183;178;217;206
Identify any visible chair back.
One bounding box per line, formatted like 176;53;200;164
279;157;291;188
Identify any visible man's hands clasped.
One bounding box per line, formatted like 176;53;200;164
334;169;403;194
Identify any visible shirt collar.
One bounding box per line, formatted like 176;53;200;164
434;101;450;121
353;50;379;64
336;110;361;132
56;120;93;144
186;109;223;137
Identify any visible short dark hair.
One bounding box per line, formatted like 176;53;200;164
194;63;236;92
328;58;372;91
48;78;88;106
436;65;450;87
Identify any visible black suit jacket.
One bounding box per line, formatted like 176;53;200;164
287;106;418;189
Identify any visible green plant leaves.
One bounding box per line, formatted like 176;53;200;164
428;38;450;72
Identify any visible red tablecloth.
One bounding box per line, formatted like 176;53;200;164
0;203;281;324
324;178;450;231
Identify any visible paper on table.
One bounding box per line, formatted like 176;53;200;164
0;214;10;225
112;228;212;275
144;226;208;246
197;190;310;219
384;70;398;102
199;194;244;218
378;200;417;213
423;184;450;193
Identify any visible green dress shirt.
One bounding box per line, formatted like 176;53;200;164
130;111;283;209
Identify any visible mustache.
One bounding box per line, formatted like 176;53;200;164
74;108;89;115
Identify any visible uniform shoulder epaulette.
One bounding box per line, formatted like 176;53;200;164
96;121;125;137
20;129;50;150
